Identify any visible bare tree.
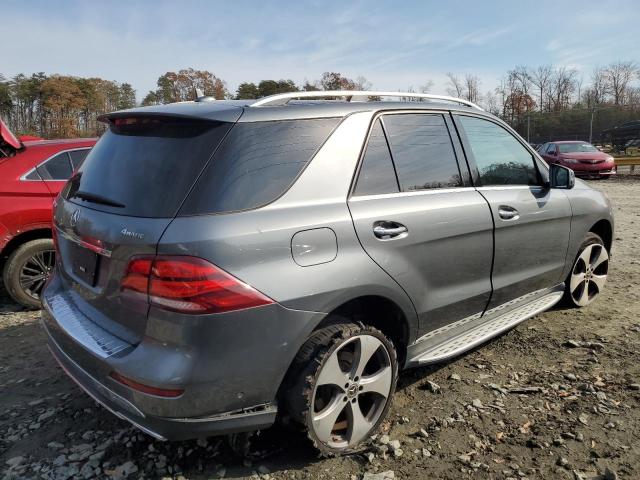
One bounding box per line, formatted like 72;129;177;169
511;66;532;97
583;66;609;107
604;61;637;105
464;75;481;103
445;73;464;98
548;67;577;111
420;80;434;93
530;65;553;112
482;89;500;115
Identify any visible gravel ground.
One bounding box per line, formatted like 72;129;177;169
1;177;639;480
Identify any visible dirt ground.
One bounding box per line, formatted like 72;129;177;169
1;177;639;480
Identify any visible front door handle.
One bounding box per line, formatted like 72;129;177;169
373;221;408;240
498;205;520;221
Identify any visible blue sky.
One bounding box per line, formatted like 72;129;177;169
3;0;639;99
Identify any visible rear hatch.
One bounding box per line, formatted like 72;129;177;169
53;108;241;343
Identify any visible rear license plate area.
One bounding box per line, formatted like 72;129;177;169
70;244;99;286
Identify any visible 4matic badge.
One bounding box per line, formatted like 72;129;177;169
121;228;145;240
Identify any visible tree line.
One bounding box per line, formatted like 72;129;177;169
0;73;135;138
1;62;639;142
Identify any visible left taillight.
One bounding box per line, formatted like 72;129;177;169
121;255;273;314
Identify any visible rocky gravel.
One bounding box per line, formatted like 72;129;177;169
1;177;639;479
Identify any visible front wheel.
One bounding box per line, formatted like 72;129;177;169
287;322;398;455
563;233;609;308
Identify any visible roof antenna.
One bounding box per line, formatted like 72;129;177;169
194;87;215;102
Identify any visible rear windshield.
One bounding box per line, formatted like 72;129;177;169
179;118;339;215
63;117;232;217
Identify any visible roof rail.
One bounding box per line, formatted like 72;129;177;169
250;90;483;110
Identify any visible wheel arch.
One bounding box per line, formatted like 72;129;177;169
314;295;411;366
1;227;52;269
588;219;613;253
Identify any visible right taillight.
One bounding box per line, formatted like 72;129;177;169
121;255;273;314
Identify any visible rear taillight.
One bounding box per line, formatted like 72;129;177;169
121;256;273;314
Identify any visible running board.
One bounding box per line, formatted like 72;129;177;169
408;287;564;366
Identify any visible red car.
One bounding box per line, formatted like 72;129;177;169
538;141;616;178
0;119;96;308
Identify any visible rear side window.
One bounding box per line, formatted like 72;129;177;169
69;149;89;170
382;114;462;191
37;152;73;180
181;118;339;215
353;119;399;196
64;117;232;217
458;116;539;186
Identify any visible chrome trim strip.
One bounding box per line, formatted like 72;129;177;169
44;293;131;359
251;90;484;110
350;186;477;202
58;227;112;258
20;147;91;182
476;185;544;191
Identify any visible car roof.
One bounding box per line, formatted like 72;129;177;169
553;140;589;144
22;138;97;147
103;99;497;124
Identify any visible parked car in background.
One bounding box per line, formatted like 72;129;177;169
42;91;613;455
539;141;615;178
0;118;96;308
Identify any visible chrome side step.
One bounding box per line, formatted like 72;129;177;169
408;287;564;366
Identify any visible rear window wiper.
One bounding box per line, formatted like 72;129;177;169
71;191;126;208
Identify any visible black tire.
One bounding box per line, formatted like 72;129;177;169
286;321;398;456
2;238;55;309
562;232;608;308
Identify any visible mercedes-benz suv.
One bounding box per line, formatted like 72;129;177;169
42;91;613;455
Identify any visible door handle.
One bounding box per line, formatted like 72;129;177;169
373;222;408;240
498;205;520;221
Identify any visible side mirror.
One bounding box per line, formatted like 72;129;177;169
550;164;575;189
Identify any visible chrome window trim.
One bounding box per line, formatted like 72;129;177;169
20;147;91;182
476;185;544;192
349;186;477;202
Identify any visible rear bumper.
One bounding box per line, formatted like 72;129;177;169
41;272;322;440
46;333;276;440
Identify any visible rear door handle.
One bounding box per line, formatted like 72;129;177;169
373;221;408;240
498;205;520;221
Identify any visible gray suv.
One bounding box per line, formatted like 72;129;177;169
42;91;613;455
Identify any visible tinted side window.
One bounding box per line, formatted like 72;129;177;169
181;118;340;215
24;169;42;180
69;149;89;170
458;116;539;186
382;114;462;191
546;143;556;154
353;119;399;196
37;152;72;180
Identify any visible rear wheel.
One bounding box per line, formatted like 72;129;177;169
563;233;609;308
2;239;55;309
287;322;398;455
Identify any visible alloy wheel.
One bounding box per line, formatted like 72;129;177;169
569;243;608;307
311;334;393;450
19;250;55;300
